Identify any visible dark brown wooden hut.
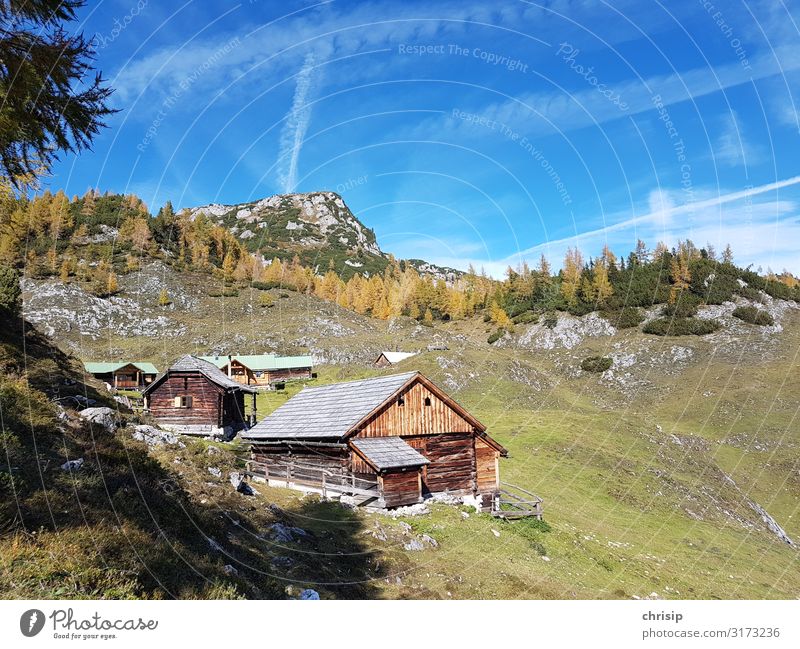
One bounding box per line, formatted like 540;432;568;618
142;355;257;437
241;371;506;509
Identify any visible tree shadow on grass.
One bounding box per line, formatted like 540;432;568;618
239;497;385;599
2;419;386;599
1;321;381;599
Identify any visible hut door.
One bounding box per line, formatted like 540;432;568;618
420;464;431;496
408;438;432;495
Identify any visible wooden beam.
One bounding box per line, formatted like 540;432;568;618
348;444;380;473
245;440;346;449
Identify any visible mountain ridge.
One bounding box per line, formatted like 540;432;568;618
184;190;460;281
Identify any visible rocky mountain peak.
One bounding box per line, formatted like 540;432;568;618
186;191;382;267
183;191;461;281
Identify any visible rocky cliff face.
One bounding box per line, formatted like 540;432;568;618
186;191;462;281
187;191;387;277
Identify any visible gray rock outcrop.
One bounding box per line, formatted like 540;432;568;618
60;458;84;472
269;522;308;543
79;407;117;430
132;425;184;448
229;472;255;495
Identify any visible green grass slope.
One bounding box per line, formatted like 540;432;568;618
0;319;382;599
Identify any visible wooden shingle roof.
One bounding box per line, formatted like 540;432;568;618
241;372;418;440
350;436;429;470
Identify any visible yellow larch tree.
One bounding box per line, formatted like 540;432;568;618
560;247;583;305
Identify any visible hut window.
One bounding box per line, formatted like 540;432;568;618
173;395;193;408
424;397;431;407
397;396;405;406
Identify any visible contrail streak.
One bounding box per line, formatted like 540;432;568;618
516;174;800;255
277;53;316;193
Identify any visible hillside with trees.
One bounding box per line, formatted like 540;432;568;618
2;186;798;341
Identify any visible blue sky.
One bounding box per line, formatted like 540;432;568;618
52;0;800;275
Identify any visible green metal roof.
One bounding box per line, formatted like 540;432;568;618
198;354;313;371
83;361;159;375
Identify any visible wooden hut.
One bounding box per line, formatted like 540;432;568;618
142;355;256;437
198;354;314;387
83;361;158;389
241;371;506;509
374;351;417;367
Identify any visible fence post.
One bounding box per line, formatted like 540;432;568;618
322;472;327;500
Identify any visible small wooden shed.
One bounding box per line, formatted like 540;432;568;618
374;351;417;367
199;354;314;387
83;361;158;389
241;371;506;508
142;355;256;437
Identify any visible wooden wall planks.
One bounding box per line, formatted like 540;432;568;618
148;373;248;427
356;382;473;438
381;469;423;507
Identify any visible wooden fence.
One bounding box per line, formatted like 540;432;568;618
244;459;380;502
491;482;543;519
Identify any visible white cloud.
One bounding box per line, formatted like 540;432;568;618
528;175;800;247
647;188;676;233
413;177;800;277
715;111;763;167
110;1;533;106
381;233;488;259
411;42;800;145
111;0;672;118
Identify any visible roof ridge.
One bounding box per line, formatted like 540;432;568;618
169;355;254;391
300;370;418;393
84;360;156;365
